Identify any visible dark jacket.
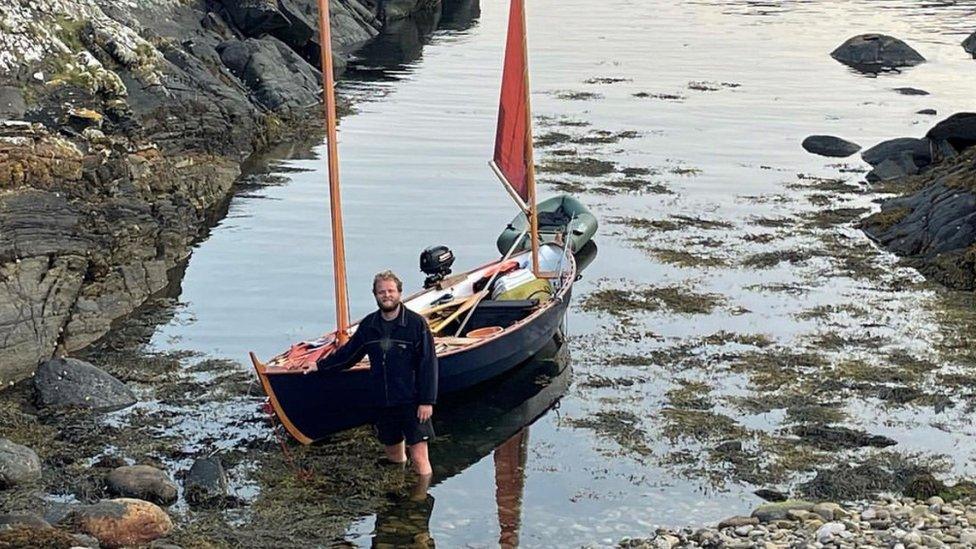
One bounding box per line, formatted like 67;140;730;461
317;304;438;407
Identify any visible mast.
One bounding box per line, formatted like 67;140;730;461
519;0;540;276
316;0;350;343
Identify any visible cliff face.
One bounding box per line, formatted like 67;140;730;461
0;0;442;384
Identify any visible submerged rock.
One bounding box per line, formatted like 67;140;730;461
918;109;938;116
831;34;925;71
0;438;41;488
801;135;861;158
964;32;976;58
70;498;173;548
34;358;136;412
184;457;229;507
107;466;178;506
754;488;788;502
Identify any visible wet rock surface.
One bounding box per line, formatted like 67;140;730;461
801;135;861;158
0;438;41;488
34;358;136;412
830;33;926;71
106;465;178;506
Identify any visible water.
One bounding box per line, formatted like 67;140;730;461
147;0;976;546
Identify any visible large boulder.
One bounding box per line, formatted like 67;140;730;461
34;358;136;412
861;137;931;168
926;112;976;158
964;31;976;58
831;34;925;71
107;466;178;506
184;457;229;507
751;500;816;522
70;498;173;548
0;438;41;488
801;135;861;158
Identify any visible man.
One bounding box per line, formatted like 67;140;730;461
317;270;438;476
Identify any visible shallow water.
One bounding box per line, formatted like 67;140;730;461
147;0;976;545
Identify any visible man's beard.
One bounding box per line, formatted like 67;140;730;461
377;299;400;313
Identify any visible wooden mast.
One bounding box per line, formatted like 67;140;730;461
520;0;540;276
316;0;350;343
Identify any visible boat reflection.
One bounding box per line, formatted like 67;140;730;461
367;336;571;547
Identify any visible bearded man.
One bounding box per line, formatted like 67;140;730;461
317;270;438;476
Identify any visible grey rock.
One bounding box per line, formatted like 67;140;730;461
184;457;229;507
0;438;42;488
964;32;976;58
893;87;929;96
831;34;925;71
719;516;760;529
925;112;976;157
802;135;861;158
752;500;816;523
861;137;932;168
34;358;136;412
107;465;178;506
866;153;919;183
0;87;26;120
754;488;788;502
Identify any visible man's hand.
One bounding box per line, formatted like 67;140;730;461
417;404;433;422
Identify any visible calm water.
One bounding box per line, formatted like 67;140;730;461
149;0;976;546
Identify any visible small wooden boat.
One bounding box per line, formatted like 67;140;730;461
496;194;598;254
251;244;575;443
251;0;589;444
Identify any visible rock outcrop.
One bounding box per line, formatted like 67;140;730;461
861;147;976;289
0;0;445;384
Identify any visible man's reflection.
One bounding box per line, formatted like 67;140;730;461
372;472;435;548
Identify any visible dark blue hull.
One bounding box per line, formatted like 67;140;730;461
259;281;573;444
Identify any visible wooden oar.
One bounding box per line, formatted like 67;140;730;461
431;290;487;334
453;229;530;337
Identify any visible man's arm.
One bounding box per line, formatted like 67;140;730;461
316;326;368;372
416;324;438;406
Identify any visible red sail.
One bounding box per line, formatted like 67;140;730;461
493;0;530;203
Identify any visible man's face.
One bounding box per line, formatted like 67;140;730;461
374;279;401;313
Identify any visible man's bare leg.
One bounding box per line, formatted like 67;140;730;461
408;441;432;476
384;441;407;464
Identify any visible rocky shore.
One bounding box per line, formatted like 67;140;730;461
622;496;976;548
0;0;446;385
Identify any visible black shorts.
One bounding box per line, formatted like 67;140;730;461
375;405;435;446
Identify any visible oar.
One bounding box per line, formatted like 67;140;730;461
453;229;530;337
431;290;488;335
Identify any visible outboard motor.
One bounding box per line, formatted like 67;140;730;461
420;245;455;288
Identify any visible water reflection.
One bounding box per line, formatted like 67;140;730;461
365;337;570;547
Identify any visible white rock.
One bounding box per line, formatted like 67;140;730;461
816;522;846;544
904;530;922;544
32;71;44;81
959;530;976;545
734;525;753;536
